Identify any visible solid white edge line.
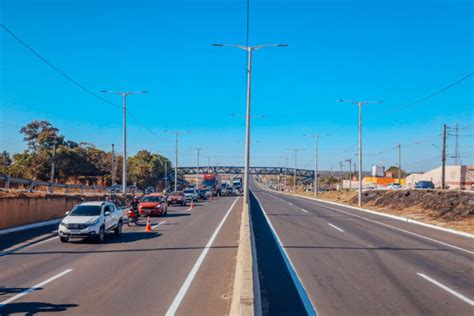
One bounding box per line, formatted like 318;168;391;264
417;272;474;306
256;180;474;239
309;200;474;255
0;219;62;235
328;223;344;232
259;185;474;255
0;269;73;308
152;221;166;229
252;191;317;316
165;197;240;316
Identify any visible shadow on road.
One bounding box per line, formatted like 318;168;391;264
0;287;43;296
1;302;78;315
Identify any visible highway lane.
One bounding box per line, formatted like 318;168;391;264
250;183;473;315
0;196;241;315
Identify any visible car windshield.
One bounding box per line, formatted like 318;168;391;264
183;190;194;193
69;205;101;216
141;196;161;202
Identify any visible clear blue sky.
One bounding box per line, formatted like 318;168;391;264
1;0;473;172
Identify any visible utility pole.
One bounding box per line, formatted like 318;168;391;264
49;140;57;193
164;160;168;191
190;147;204;187
441;124;447;189
337;99;383;207
207;156;211;173
213;43;287;206
101;90;148;196
3;151;7;174
111;144;115;185
454;122;460;165
397;144;401;185
306;134;324;196
292;149;303;192
165;130;190;192
345;159;352;190
339;161;343;191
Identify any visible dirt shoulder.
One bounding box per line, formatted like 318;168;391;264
294;190;474;234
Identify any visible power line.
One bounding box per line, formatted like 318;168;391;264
0;24;122;110
395;73;473;111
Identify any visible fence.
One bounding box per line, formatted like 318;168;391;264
0;173;107;194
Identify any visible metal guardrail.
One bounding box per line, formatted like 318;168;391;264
0;173;107;193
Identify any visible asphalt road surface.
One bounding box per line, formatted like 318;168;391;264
0;196;242;316
250;182;473;316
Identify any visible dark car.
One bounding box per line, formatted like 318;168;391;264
198;188;211;200
415;181;435;189
167;191;188;206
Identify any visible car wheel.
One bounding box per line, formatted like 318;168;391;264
96;226;105;243
60;236;68;243
114;221;122;236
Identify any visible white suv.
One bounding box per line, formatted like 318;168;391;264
58;201;123;243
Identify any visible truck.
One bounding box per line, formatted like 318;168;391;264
201;174;222;196
232;177;243;189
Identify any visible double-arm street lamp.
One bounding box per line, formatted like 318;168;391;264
101;90;148;195
213;43;287;205
337;99;383;207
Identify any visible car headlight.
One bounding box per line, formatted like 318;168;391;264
155;205;161;208
60;221;66;227
85;219;100;227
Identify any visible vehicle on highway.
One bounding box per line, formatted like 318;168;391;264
58;201;123;243
415;181;435;189
201;173;222;196
127;208;139;226
221;186;235;196
145;186;155;194
106;184;122;194
167;191;189;206
198;188;211;200
127;185;138;193
387;183;403;190
183;188;198;202
139;194;168;216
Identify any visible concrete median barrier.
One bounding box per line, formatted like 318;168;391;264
230;203;259;316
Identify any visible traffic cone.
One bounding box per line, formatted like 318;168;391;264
188;200;195;211
145;216;152;232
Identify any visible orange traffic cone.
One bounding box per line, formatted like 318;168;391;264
145;216;152;232
188;200;195;211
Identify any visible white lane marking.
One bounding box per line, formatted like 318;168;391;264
0;269;73;308
152;221;166;229
417;273;474;306
288;202;293;206
328;223;344;232
253;193;317;315
308;201;474;255
166;197;240;316
301;209;309;213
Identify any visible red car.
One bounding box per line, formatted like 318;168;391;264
139;194;168;216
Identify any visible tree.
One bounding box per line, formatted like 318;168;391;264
127;150;170;189
20;120;64;151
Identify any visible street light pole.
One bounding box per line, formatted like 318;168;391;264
190;147;205;187
291;149;303;192
345;159;352;190
213;43;287;206
101;90;148;196
165;130;190;192
337;99;383;207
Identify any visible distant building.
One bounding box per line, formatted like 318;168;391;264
371;165;385;177
406;165;474;190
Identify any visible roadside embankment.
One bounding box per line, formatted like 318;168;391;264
295;190;474;234
0;191;113;229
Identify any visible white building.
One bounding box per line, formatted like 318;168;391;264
406;165;474;190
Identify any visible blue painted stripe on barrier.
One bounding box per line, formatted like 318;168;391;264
251;190;317;316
